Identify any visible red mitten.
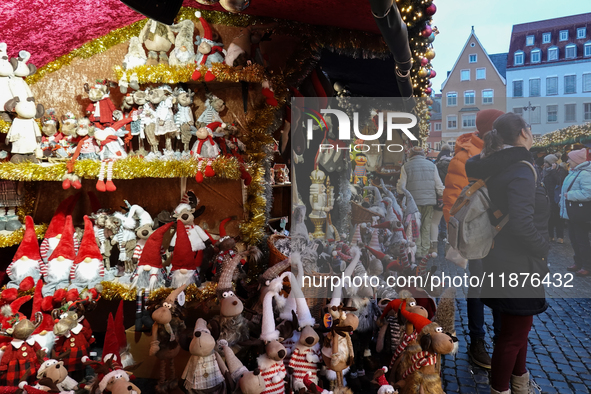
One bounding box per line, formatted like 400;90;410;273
66;288;79;303
1;288;18;303
19;276;35;292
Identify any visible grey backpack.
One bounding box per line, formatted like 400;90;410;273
447;160;536;259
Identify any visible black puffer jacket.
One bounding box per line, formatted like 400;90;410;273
465;147;549;316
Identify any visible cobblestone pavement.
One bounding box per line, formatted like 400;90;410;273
437;234;591;394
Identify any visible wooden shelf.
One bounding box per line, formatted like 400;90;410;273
272;183;292;188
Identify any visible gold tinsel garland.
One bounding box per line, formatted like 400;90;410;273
0;224;48;248
0;156;243;181
0;119;10;134
534;122;591;148
100;280;218;304
16;182;37;221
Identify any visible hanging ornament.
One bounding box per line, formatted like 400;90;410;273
425;3;437;16
420;57;429;67
430;70;437;78
425;87;433;94
422;25;433;38
428;33;436;43
428;81;432;87
425;49;436;60
426;98;433;105
419;68;429;78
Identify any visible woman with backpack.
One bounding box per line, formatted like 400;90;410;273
465;113;549;394
559;148;591;276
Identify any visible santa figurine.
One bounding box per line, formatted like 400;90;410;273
192;11;225;82
40;194;80;263
170;220;201;288
69;216;105;291
29;280;56;355
170;202;212;253
6;216;44;289
42;216;76;296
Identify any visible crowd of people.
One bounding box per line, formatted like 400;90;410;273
398;109;591;394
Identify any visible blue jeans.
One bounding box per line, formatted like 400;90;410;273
467;259;502;342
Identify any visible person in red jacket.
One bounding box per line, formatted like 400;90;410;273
442;109;503;369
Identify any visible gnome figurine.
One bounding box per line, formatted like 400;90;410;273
40;194;80;263
42;216;76;296
69;216;105;291
6;216;43;289
170;220;201;288
192;11;225;82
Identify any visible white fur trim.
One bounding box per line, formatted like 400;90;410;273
279;296;295;321
81;356;89;363
260;290;278;341
99;370;129;392
174;203;192;215
195;11;201;18
378;385;395;394
18;382;27;389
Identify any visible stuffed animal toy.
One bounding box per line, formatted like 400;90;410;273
140;87;163;155
52;306;94;381
42;216;76;296
217;339;266;394
181;318;226;394
29;281;56;356
120;37;145;94
170;20;196;67
197;93;225;127
173;87;196;153
224;24;275;67
112;210;138;274
40;110;67;159
150;285;187;393
171;202;211;252
129;204;154;266
4;96;44;163
0;43;14;122
192;122;221;183
170;219;201;288
36;357;79;392
62;118;98;186
6;216;43;289
8;50;36;101
352;153;368;185
372;368;397;394
0;296;44;386
89;210;120;270
93;124;128;192
129;89;148;155
207;217;241;278
192;12;225;82
255;290;287;394
84;81;116;128
152;85;178;153
397;304;456;394
139;19;175;66
83;356;141;394
68;216;105;291
346;297;381;382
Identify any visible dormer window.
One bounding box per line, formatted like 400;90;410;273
585;42;591;57
565;44;577;59
526;35;535;46
530;49;541;63
514;51;524;65
548;46;558;61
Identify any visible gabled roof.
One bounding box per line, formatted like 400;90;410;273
441;29;507;91
489;53;508;79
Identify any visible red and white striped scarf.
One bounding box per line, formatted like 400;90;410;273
389;331;417;368
401;351;437;379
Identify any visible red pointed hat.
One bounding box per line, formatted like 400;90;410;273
73;216;102;265
171;220;196;271
32;281;54;335
206;121;225;132
102;313;120;362
138;221;174;268
372;221;392;229
31;279;43;316
196;11;213;42
48;215;76;261
44;194;80;238
193;249;204;268
380;299;405;320
13;216;41;262
366;245;386;260
400;301;432;333
218;217;235;240
114;300;127;350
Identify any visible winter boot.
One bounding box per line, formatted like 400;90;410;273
490;388;510;394
469;337;491;369
511;371;542;394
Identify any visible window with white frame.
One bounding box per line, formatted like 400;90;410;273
565;104;576;122
435;142;442;151
526;35;535;46
546;77;558;95
427;142;432;149
447;115;457;129
530;106;541;124
530;49;541;63
513;80;523;97
513;107;524;116
434;122;442;131
464;91;475;105
547;105;558;123
514;51;524;65
447;92;457;106
543;32;551;44
578;28;587;39
585;42;591;57
583;73;591;93
560;30;568;41
529;78;541;97
564;75;576;94
462;114;476;129
548;47;558;60
469;54;477;63
460;69;470;81
565;44;576;58
584;103;591;121
476;68;486;80
482;89;493;105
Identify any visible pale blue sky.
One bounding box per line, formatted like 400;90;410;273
430;0;591;93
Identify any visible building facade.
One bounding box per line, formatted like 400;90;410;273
441;28;507;149
427;94;442;152
506;13;591;135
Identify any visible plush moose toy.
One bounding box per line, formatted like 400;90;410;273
36;357;79;392
217;339;266;394
83;355;142;394
4;96;44;163
139;19;175;66
85;80;117;128
182;318;227;394
0;43;14;122
173;87;196;154
149;285;187;393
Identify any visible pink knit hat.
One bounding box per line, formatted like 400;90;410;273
568;148;587;167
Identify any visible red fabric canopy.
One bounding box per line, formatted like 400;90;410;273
0;0;378;68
